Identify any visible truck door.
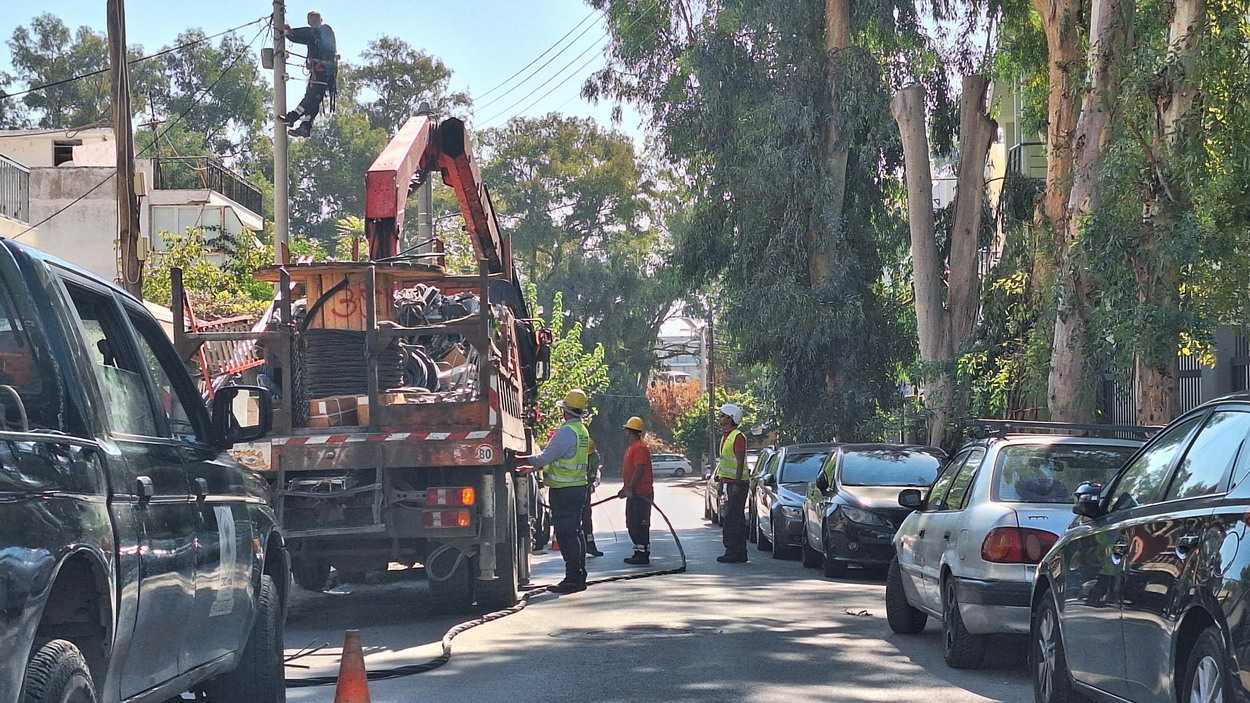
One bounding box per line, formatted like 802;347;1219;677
123;303;255;666
59;280;198;696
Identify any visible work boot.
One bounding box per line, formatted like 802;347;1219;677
287;123;312;138
549;579;587;594
624;551;649;565
716;554;747;563
585;540;604;557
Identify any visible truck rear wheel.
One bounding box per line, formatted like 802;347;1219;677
291;556;329;592
476;474;520;610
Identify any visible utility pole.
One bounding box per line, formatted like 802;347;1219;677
272;0;289;265
415;102;435;253
107;0;143;297
706;303;716;471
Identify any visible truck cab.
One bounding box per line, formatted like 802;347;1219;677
0;239;288;703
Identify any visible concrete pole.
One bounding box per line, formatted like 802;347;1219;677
706;305;716;470
416;101;435;254
107;0;143;297
272;0;289;265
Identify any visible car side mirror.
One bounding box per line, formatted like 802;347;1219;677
815;473;830;493
212;385;272;449
898;488;924;509
1072;482;1104;519
760;472;775;487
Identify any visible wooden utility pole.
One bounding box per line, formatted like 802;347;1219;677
273;0;290;265
107;0;143;297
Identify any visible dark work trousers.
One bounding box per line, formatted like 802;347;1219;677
582;485;595;538
625;496;652;550
549;485;588;584
722;480;749;559
288;64;333;126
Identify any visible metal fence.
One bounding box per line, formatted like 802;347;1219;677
0;154;30;224
152;156;263;215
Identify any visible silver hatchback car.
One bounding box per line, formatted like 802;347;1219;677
886;424;1146;669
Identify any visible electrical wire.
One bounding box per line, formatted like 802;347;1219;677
471;13;605;115
0;121;110;139
283;493;686;688
10;21;270;243
476;3;660;128
472;9;600;104
0;16;270;101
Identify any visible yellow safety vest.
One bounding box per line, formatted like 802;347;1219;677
546;420;590;488
716;429;746;481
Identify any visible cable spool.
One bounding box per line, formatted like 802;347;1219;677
299;329;404;400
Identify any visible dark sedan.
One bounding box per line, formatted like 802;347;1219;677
1031;394;1250;703
754;444;837;559
802;444;945;577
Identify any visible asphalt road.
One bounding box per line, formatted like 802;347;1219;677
281;476;1032;702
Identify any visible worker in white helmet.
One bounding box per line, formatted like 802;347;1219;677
715;403;749;563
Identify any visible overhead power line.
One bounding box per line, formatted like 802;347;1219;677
471;13;604;114
12;22;270;243
472;9;600;103
0;15;269;102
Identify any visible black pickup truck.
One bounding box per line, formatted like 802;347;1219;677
0;240;287;703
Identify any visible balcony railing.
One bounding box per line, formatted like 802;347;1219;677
153;156;263;216
0;154;30;224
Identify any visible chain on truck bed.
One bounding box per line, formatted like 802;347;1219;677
283;494;686;687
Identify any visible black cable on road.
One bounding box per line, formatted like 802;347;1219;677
283;494;687;688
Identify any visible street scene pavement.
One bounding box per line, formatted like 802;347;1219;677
283;476;1030;702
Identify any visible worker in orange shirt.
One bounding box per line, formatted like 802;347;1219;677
618;416;653;565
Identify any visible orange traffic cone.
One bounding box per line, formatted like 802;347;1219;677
333;630;371;703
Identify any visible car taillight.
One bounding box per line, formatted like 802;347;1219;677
981;527;1058;564
427;487;476;507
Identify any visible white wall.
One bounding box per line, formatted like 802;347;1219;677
24;167;120;281
0;128;113;168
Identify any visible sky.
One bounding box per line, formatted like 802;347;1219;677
1;0;647;141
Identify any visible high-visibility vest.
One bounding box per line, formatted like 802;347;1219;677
546;420;591;488
716;429;746;480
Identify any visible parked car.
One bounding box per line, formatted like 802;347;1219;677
653;452;694;477
886;423;1143;672
803;444;944;575
705;448;764;524
0;242;287;702
746;446;778;542
754;444;837;558
1029;399;1250;703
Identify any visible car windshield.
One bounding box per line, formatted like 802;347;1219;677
778;452;828;484
996;444;1138;504
840;450;942;487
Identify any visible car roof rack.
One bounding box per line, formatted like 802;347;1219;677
956;418;1162;443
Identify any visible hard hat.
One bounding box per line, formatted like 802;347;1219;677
558;388;590;414
719;403;743;425
623;416;645;432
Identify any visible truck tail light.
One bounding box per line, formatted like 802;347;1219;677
981;527;1058;564
427;487;476;507
424;509;472;528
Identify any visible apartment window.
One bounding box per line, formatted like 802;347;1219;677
53;140;82;166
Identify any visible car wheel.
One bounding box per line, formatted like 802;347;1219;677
803;530;824;569
20;639;97;703
942;577;986;669
1182;626;1232;703
1032;591;1079;703
200;573;284;702
885;557;927;634
757;515;773;551
820;523;846;575
771;517;791;559
674;467;686;477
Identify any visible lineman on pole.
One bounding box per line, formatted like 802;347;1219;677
279;10;337;137
518;389;593;593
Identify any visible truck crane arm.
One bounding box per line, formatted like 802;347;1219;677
364;115;507;275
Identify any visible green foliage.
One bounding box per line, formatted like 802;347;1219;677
352;37;471;133
142;227;272;319
672;387;757;461
525;285;610;440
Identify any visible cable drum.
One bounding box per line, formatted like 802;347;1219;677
299;329;404;400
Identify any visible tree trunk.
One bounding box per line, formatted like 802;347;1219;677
1047;0;1135;422
809;0;850;291
948;75;997;347
892;85;952;447
1134;0;1205;425
1031;0;1086;292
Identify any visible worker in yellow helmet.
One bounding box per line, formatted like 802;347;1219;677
619;416;654;565
517;389;593;593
